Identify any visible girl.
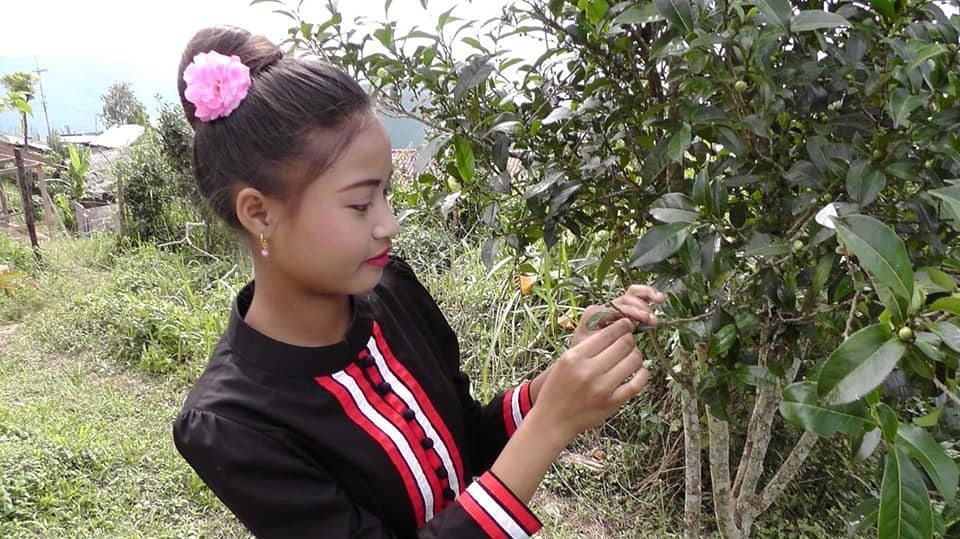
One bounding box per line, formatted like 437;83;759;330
173;26;666;539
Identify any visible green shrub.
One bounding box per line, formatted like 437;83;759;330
25;240;246;383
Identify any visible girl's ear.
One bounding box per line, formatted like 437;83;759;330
235;187;276;237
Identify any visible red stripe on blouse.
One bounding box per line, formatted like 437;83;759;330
458;490;511;539
478;472;541;534
315;374;427;526
371;321;466;490
351;362;446;517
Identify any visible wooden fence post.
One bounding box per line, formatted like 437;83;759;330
35;166;56;238
117;171;126;237
0;176;9;224
13;149;40;260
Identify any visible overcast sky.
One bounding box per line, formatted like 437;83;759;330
0;0;514;136
0;0;511;62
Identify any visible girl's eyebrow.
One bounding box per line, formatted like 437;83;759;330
338;178;383;192
337;169;394;193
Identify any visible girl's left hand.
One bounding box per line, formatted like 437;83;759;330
570;285;667;348
530;284;666;405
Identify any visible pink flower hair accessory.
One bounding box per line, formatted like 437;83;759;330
183;50;252;122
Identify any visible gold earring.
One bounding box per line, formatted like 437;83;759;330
259;233;269;258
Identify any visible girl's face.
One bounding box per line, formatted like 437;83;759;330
270;117;398;296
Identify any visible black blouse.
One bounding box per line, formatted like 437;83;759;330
173;257;541;538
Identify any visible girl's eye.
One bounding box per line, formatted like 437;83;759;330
349;203;371;212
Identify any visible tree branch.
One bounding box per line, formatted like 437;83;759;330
757;431;819;514
934;378;960;407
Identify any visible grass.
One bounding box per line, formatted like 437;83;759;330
0;326;249;538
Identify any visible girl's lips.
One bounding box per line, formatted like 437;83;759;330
365;249;391;268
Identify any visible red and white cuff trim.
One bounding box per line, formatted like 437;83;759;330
502;381;533;436
458;471;542;538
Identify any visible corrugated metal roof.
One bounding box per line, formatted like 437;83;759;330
61;124;145;149
0;134;50;152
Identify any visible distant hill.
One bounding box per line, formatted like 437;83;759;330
0;54;425;148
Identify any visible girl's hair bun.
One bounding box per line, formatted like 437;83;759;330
177;26;282;128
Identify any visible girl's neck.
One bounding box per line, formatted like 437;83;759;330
243;271;352;348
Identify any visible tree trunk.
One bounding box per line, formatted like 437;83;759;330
13;149;40;260
680;384;702;539
707;410;741;538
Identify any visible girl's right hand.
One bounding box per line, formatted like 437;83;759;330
529;318;649;441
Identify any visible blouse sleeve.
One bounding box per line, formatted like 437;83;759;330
386;257;536;472
173;409;541;539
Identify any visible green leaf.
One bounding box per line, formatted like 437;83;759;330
780;381;874;437
885;162;915;181
907;43;949;73
929;185;960;228
481;237;499;269
930;296;960;315
710;175;728;217
453;59;494;99
374;25;395;48
586;309;619;330
629;223;692;269
846;160;886;207
878;446;933;539
819;324;907;405
692;168;709;210
790;10;851;32
640;137;671;182
413;134;451;177
916;267;958;295
806;136;833;175
887;88;925;129
18;100;32;115
650;208;699;224
542;106;572;125
869;0;895;18
914;332;944;363
668;124;692;163
612;4;666;24
491;134;511;173
856;428;882;460
579;0;610;25
596;243;627;284
897;423;959;502
847;497;880;536
927;322;960;354
835;215;914;325
453;135;475;182
708;324;738;358
812;254;836;298
912;408;942;428
752;0;791;30
735;365;778;387
876;402;900;442
653;0;694;33
437;7;459;28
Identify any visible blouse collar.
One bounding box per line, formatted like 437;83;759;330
224;281;374;377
